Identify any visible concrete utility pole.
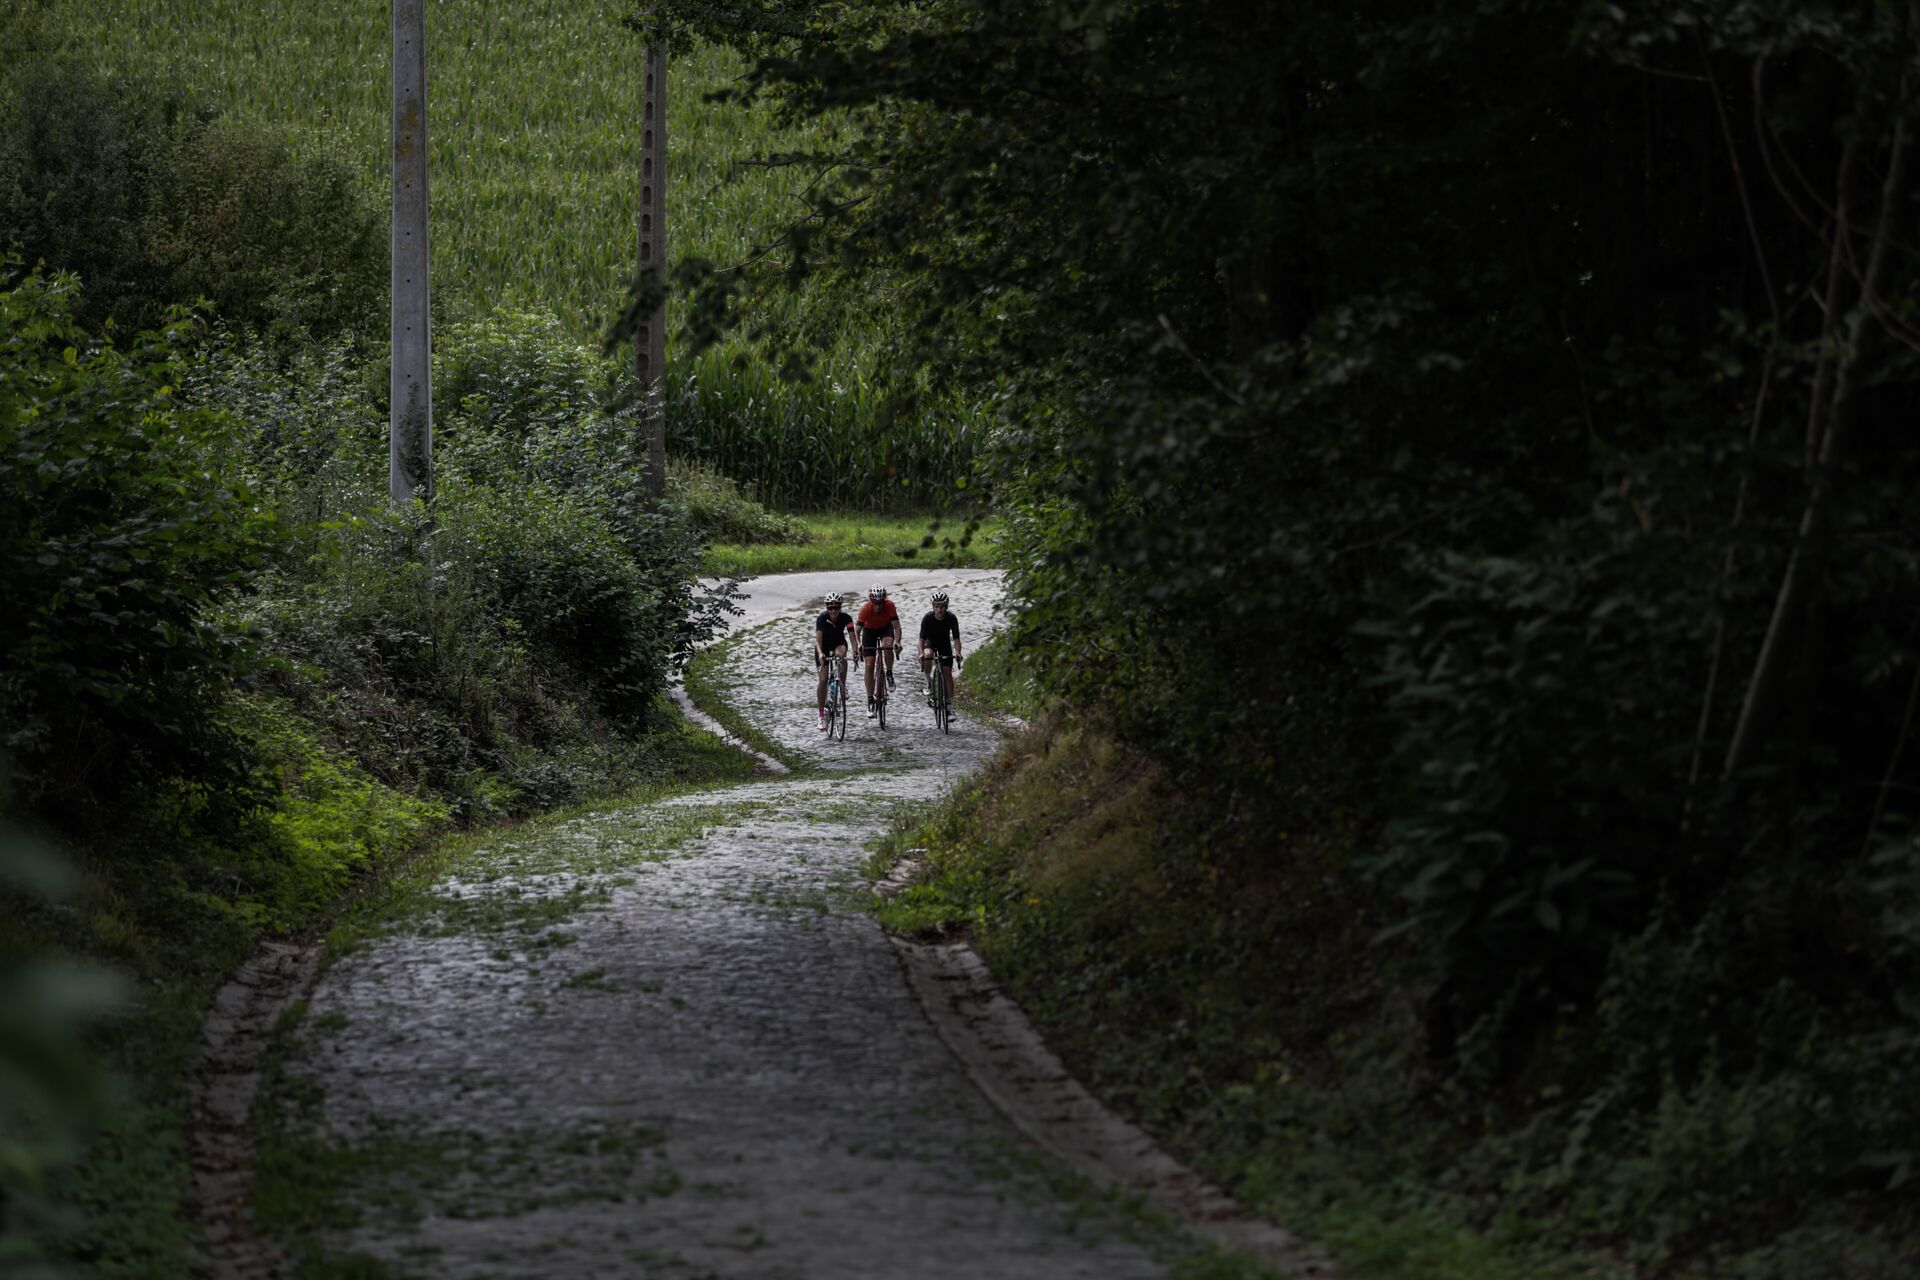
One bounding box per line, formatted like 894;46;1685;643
636;41;668;500
391;0;432;506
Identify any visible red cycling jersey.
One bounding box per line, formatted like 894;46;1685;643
856;599;899;632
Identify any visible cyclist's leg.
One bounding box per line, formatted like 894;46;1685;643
880;637;895;689
816;652;830;710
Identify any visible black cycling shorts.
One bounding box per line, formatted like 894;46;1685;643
861;631;895;654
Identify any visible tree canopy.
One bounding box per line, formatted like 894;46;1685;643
645;0;1920;1247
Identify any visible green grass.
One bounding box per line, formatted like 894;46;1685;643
866;723;1630;1280
955;632;1043;724
702;513;1003;576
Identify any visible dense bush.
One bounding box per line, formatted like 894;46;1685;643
668;459;806;545
0;270;276;827
450;482;705;724
184;319;732;817
0;57;381;341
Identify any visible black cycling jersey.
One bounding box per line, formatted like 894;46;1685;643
815;608;854;651
919;610;961;654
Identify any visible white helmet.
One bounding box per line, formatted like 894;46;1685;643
868;585;887;600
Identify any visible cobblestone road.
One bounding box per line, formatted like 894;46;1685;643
276;573;1175;1279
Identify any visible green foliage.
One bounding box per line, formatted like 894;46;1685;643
1359;528;1713;1024
0;57;382;340
677;0;1920;1265
140;116;383;342
450;482;703;724
0;821;127;1276
0;269;277;826
668;348;981;510
668;459;807;546
181;305;736;816
238;697;450;923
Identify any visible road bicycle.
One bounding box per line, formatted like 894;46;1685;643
821;652;849;741
860;643;893;729
926;653;957;733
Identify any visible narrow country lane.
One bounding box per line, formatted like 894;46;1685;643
268;572;1181;1278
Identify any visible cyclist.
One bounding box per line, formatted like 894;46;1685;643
918;591;964;705
855;585;901;717
814;593;855;731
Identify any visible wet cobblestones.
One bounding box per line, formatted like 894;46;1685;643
277;573;1174;1279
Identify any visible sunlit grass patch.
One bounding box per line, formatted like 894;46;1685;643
955;633;1043;724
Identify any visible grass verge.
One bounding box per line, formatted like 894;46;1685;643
954;632;1043;724
702;513;1003;577
681;625;813;773
866;716;1626;1280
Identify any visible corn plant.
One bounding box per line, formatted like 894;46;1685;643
668;349;980;511
33;0;833;337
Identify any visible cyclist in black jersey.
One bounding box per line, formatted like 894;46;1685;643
814;594;855;731
918;591;963;703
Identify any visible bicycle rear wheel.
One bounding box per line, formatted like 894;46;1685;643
835;662;849;740
938;668;953;733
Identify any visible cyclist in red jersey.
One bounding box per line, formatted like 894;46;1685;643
854;585;901;717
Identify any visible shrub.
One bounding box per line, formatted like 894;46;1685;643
435;309;659;555
668;459;807;545
1359;530;1713;1033
0;58;381;341
0;269;277;825
140;117;382;342
447;481;712;725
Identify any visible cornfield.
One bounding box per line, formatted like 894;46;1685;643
670;349;981;512
34;0;969;510
34;0;821;338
